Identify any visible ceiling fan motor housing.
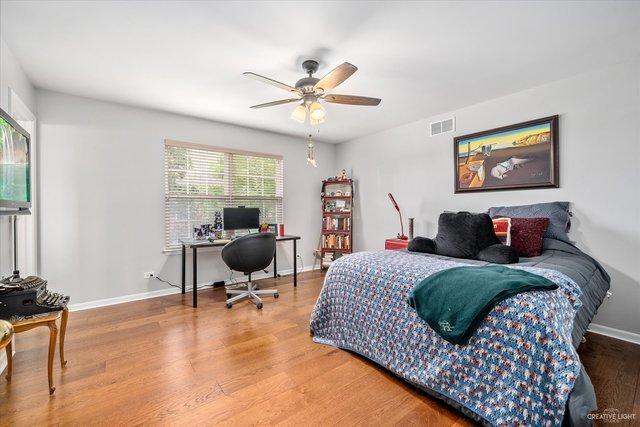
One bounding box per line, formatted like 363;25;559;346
301;94;317;105
295;76;320;94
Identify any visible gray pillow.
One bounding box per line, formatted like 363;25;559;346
488;202;572;243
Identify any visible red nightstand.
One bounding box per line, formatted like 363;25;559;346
385;238;409;250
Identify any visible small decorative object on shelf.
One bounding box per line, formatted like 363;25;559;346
213;211;223;238
321;177;354;270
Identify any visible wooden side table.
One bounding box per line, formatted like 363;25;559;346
11;308;68;394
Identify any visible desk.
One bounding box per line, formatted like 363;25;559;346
180;235;301;307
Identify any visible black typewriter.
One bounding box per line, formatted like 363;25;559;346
0;273;70;322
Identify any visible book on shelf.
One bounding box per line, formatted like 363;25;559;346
323;216;350;231
322;234;350;250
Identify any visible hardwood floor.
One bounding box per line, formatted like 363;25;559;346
1;271;638;426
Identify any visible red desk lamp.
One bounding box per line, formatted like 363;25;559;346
388;193;408;240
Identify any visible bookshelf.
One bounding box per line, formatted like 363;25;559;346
321;179;354;270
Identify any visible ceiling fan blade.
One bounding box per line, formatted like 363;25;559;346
250;98;301;109
324;94;381;106
314;62;358;93
243;72;300;93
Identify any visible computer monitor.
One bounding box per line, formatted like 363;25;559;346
223;207;260;230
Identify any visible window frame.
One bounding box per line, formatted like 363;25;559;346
163;139;284;252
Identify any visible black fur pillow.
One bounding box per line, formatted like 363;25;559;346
434;212;500;258
407;237;436;254
408;211;518;264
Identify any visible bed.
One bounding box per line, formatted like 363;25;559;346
310;237;610;426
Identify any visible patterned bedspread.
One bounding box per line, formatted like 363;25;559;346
310;250;583;426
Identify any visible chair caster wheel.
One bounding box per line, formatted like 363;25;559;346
274;293;279;299
257;303;263;309
226;303;233;309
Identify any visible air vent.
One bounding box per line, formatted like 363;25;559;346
429;117;455;136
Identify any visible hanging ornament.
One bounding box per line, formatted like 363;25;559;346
306;133;317;168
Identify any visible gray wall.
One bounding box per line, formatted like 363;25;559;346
336;60;640;335
37;90;335;304
0;37;36;278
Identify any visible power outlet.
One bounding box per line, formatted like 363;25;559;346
144;271;154;279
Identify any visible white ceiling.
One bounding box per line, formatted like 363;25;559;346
1;1;639;143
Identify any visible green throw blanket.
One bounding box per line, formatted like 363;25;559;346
407;265;558;345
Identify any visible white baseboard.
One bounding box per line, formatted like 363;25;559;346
588;323;640;345
68;287;180;311
68;266;317;312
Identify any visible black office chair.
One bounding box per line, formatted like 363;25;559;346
221;233;278;309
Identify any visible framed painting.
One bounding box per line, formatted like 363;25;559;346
454;115;559;193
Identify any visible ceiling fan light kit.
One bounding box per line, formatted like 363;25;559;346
291;104;307;123
244;59;381;125
309;101;325;120
309;115;325;126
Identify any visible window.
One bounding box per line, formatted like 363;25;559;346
164;140;283;250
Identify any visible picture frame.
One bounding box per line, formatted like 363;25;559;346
454;115;559;193
268;223;278;235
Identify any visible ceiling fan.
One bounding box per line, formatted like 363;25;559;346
243;60;381;125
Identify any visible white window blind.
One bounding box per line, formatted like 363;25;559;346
164;140;284;250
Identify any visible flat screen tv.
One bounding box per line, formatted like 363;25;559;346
0;107;31;210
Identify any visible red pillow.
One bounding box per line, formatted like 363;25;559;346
508;217;550;257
